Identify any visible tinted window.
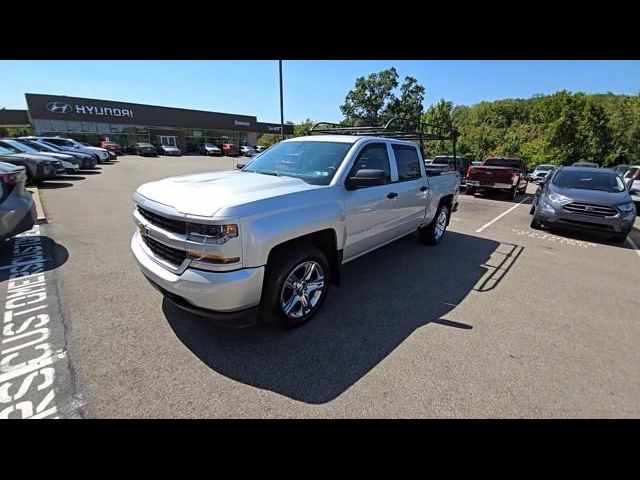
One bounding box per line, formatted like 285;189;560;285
393;145;422;181
552;170;625;193
348;143;391;185
484;158;522;169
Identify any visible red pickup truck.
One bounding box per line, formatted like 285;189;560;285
465;157;529;198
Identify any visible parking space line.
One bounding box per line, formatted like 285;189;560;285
475;198;528;233
627;235;640;259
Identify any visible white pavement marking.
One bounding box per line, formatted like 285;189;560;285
475;198;528;233
627;235;640;259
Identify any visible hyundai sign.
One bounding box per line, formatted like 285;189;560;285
46;101;134;118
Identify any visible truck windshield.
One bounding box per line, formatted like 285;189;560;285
483;158;521;168
243;141;353;185
552;170;625;193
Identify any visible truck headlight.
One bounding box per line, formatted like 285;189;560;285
186;223;238;244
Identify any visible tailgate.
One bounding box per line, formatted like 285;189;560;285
467;166;513;182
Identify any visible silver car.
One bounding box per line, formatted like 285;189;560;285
0;138;79;174
0;162;36;240
530;166;636;242
529;164;555;183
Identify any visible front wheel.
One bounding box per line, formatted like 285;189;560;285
530;216;543;230
260;244;330;328
419;205;449;245
466;186;476;195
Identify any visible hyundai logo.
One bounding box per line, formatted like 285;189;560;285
47;102;72;114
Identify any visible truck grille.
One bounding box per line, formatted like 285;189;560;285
141;234;186;266
562;202;618;218
137;206;186;235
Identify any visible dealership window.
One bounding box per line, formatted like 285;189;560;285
110;124;124;133
96;123;110;134
33;119;51;133
50;120;68;132
81;122;97;133
66;121;81;132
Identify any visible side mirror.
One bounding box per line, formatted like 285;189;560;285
346;169;386;189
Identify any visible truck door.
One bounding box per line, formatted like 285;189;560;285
343;142;399;260
386;144;430;235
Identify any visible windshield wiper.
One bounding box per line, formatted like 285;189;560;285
249;171;281;177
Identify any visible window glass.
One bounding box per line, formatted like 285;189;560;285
392;145;422;181
50;120;68;132
347;143;391;184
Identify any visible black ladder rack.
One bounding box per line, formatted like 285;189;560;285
308;117;459;168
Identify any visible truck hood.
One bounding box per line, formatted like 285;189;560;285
136;170;321;217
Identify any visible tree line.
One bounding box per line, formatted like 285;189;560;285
259;67;640;169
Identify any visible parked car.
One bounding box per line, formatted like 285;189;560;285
431;155;470;188
16;138;97;169
22;136;110;163
130;143;158;157
100;141;123;156
220;143;241;157
572;162;599;168
529;166;635;242
471;161;483;166
197;143;222;156
614;164;630;176
0;138;79;174
622;166;640;211
529;164;555;183
465;157;529;198
0;146;65;183
157;145;182;156
131;134;460;328
0;162;36;240
255;145;267;153
240;145;257;157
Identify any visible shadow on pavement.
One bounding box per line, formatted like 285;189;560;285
0;236;69;282
77;169;101;175
164;231;510;404
37;182;74;189
50;175;86;181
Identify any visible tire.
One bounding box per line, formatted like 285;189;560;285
259;244;330;328
530;216;543;230
611;233;628;243
419;204;449;245
510;183;518;200
520;180;528;194
466;186;476;195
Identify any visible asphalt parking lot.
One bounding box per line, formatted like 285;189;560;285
3;155;639;418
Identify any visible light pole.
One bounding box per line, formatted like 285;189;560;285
279;60;285;141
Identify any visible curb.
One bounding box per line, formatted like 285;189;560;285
26;186;47;224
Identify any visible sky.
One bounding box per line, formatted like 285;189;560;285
1;60;639;124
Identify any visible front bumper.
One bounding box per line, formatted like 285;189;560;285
536;199;635;234
131;232;264;324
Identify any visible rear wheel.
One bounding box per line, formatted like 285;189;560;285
260;244;330;328
510;183;519;199
419;205;449;245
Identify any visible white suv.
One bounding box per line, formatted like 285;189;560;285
23;136;110;163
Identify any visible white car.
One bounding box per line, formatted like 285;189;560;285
240;146;257;157
623;166;640;209
529;164;555;183
22;136;110;163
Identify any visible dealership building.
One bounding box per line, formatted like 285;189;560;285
0;93;294;152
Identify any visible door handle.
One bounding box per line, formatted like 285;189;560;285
387;192;398;199
420;186;428;191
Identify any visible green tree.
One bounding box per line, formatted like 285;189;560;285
340;67;426;126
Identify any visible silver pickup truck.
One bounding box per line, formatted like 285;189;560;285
131;134;459;328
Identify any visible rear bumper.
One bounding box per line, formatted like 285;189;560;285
0;190;36;240
466;180;513;189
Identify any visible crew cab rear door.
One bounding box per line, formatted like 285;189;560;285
387;143;430;234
